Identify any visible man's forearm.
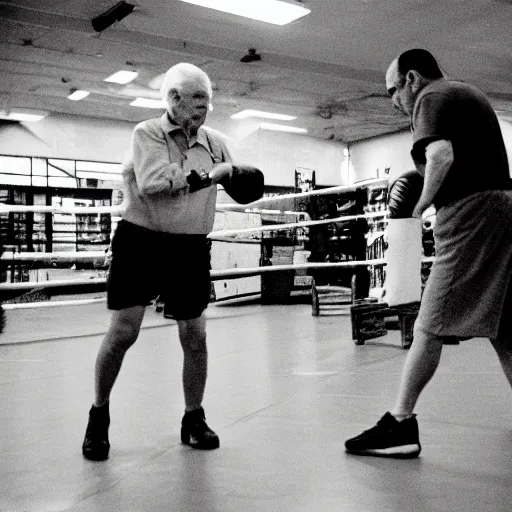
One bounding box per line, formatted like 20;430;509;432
413;139;454;216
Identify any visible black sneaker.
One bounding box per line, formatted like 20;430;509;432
345;412;421;458
181;407;220;450
82;403;110;461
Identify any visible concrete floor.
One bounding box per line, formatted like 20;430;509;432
1;301;512;512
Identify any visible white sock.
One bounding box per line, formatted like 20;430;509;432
392;413;414;422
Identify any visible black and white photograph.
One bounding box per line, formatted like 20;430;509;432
1;1;512;511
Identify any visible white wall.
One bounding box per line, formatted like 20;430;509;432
0;113;134;163
349;131;414;184
3;112;507;186
0;113;347;186
231;128;344;187
348;120;512;183
209;117;346;187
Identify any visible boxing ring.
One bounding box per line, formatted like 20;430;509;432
0;178;387;304
2;180;511;512
0;177;435;348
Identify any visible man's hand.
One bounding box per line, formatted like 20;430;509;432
185;164;233;193
412;205;423;218
186;170;211;193
415;163;426;177
169;163;189;195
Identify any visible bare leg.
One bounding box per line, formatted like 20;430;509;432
178;314;207;411
489;337;512;390
94;306;145;406
391;324;444;416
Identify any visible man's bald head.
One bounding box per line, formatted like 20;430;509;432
396;49;443;81
385;49;443;115
385;58;400;93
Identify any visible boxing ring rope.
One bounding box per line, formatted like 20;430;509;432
0;204;123;215
0;209;389;264
0;259;387;290
3;297;107;310
2;251;106;262
0;177;387;215
219;177;388;206
1;255;435;310
0;256;436;288
211;211;387;238
0;260;384;310
1;177;422;310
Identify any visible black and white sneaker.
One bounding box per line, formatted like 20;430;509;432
345;412;421;458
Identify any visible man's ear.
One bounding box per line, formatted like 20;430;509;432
406;70;422;86
168;88;180;103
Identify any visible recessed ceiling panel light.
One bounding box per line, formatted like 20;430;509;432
231;109;296;121
130;97;165;108
9;113;47;122
104;70;139;84
67;90;90;101
260;122;308;134
0;109;48;122
178;0;310;26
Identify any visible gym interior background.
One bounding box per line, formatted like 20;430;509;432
1;2;512;512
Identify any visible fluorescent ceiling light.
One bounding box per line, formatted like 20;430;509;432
67;90;90;101
130;97;165;108
178;0;310;26
260;122;308;134
231;109;296;121
7;113;46;122
0;110;48;122
104;70;139;84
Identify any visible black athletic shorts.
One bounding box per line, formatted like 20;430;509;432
107;220;211;320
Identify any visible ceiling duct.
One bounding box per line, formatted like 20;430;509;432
92;1;136;32
240;49;261;63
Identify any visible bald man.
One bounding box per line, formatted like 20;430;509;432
345;49;512;458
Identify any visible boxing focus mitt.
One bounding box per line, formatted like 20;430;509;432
220;165;265;204
388;170;424;218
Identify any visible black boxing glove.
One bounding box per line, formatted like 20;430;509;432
186;170;213;193
388;170;424;218
220;165;265;204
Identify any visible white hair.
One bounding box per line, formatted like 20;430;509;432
160;63;213;102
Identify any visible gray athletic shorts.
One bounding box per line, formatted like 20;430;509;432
416;190;512;340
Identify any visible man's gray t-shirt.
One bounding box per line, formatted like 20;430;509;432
410;79;510;208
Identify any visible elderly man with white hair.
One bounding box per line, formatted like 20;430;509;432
82;62;263;461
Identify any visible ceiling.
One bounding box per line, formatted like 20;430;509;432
0;0;511;144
